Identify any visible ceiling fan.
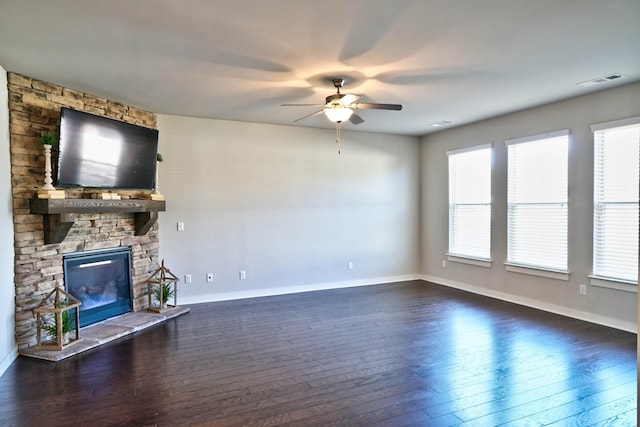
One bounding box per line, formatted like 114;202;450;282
281;78;402;125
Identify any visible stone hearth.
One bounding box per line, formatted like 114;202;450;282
21;306;190;361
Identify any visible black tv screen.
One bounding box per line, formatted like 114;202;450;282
56;107;159;190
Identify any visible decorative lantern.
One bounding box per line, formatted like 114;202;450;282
34;287;81;350
143;259;180;312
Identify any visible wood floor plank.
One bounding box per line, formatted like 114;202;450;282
0;280;635;426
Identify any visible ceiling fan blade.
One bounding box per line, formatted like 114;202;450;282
338;94;361;106
349;113;365;125
293;109;324;123
353;102;402;110
281;103;325;107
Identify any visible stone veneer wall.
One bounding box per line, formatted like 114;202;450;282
7;72;160;350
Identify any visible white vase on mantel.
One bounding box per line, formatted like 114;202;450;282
41;144;55;190
150;160;165;201
37;144;65;199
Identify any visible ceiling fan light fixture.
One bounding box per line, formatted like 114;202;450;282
325;106;353;123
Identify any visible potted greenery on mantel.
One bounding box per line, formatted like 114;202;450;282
40;132;57;147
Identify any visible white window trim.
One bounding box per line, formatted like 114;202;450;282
591;117;639;284
504;262;570;281
446;142;493;156
590;116;640;132
505;129;569;273
589;276;637;293
447;143;492;261
446;254;493;268
505;129;569;146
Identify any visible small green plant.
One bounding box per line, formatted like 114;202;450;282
152;283;174;305
39;133;58;146
156;152;164;162
42;302;74;339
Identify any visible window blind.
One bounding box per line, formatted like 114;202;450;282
448;144;492;260
506;130;569;272
592;117;640;283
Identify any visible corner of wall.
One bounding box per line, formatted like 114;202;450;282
0;65;18;376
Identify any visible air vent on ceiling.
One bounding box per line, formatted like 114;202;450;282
577;73;625;87
430;120;453;127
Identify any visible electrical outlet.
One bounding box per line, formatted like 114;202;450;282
239;270;246;280
579;284;587;295
442;260;446;268
184;274;192;283
206;273;214;282
177;222;185;231
348;261;353;270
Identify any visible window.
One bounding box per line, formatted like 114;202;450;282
447;144;492;261
506;130;569;274
592;117;639;284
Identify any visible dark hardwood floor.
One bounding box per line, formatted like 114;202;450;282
0;281;636;426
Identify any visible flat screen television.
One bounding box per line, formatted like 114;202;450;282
56;107;159;190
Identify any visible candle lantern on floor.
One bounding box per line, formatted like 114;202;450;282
34;287;81;350
144;259;180;312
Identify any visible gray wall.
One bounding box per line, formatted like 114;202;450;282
157;115;421;303
0;66;17;376
421;82;640;331
2;75;636;377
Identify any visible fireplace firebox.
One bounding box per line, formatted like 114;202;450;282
63;247;133;327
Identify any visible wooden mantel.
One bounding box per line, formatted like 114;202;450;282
29;198;166;244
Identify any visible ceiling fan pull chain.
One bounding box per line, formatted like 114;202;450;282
336;122;341;155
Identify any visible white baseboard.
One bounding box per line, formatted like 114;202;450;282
0;345;18;378
178;274;636;333
179;274;422;306
422;274;637;333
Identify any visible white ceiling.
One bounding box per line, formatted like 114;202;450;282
1;0;639;135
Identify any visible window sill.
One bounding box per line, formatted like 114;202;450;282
504;263;570;281
589;276;637;293
447;254;492;268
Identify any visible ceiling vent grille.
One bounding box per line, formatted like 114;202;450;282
430;120;453;127
577;73;625;87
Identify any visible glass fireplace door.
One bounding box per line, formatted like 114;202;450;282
63;247;133;327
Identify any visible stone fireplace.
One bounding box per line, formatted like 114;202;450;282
8;72;162;352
